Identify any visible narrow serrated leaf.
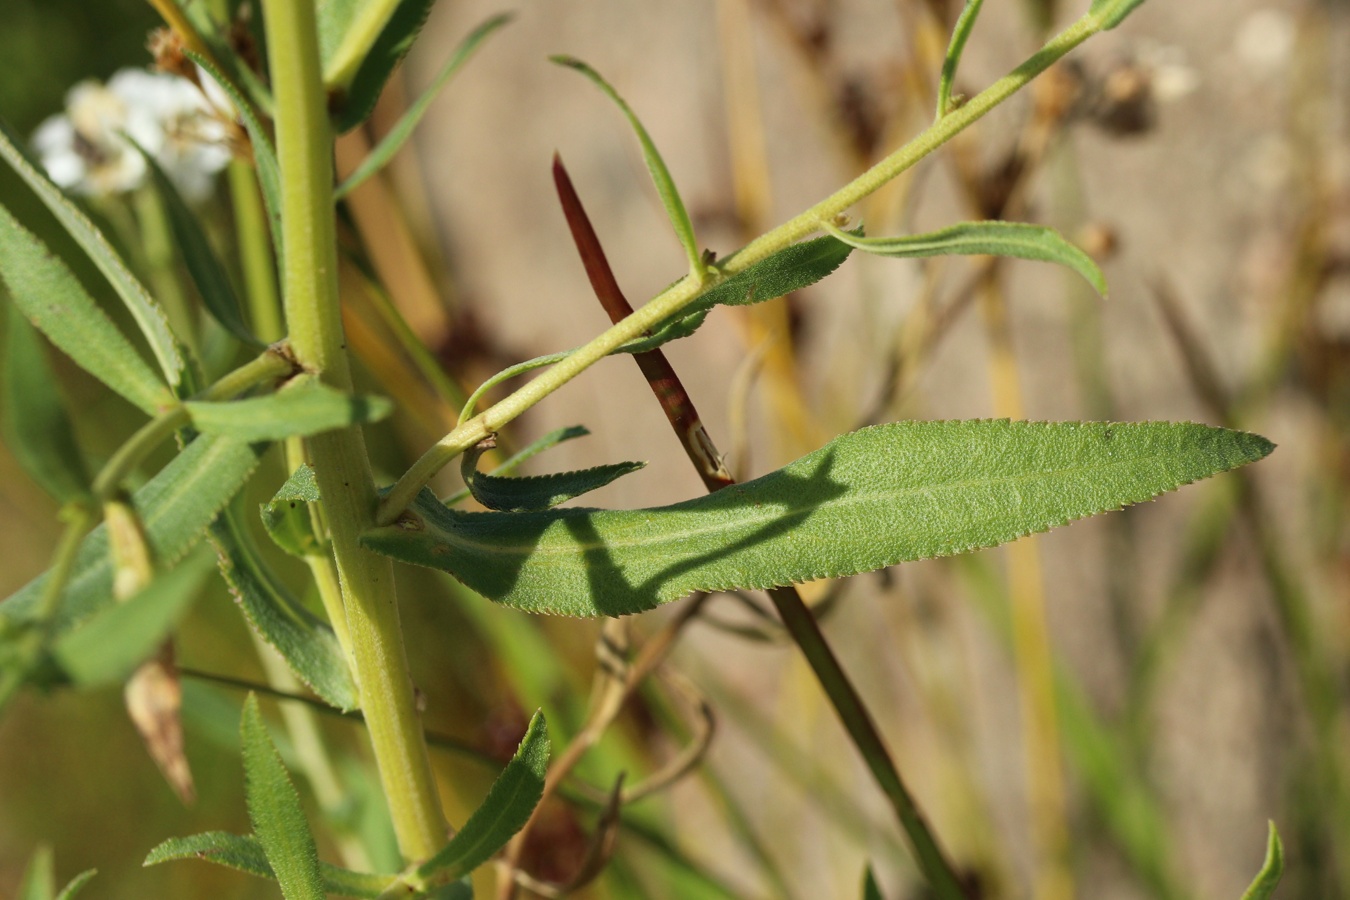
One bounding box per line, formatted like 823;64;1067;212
418;711;550;881
241;693;325;900
133;140;260;346
330;0;435;132
2;305;91;502
552;56;703;280
0;117;186;390
211;507;358;710
53;547;214;686
0;202;171;414
336;13;510;168
364;421;1273;617
461;441;644;512
937;0;985;118
186;377;392;441
442;426;591;507
261;464;324;557
52;869;96;900
825;220;1107;297
1;434;265;628
144;831;390;898
1240;822;1284;900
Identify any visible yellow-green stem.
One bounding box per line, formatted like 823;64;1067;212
378;11;1103;523
261;0;447;861
227;160;284;340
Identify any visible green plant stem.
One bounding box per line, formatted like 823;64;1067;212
261;0;447;861
228;160;284;341
377;10;1104;524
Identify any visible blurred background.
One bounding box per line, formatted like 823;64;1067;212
1;0;1347;897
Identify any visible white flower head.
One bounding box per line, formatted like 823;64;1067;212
32;67;234;201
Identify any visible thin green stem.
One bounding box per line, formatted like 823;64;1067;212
262;0;447;861
377;11;1103;524
228;160;284;341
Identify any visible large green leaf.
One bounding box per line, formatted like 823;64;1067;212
552;56;703;280
0;434;265;628
52;547;215;686
1240;822;1284;900
241;694;325;900
460;441;644;512
211;505;358;711
0;117;186;391
825;220;1107;297
0;202;171;415
144;831;391;897
417;710;550;882
186;376;392;442
364;420;1273;617
1;305;91;503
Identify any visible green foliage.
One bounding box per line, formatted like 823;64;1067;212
1240;822;1285;900
144;832;391;898
552;55;704;280
416;710;550;882
0;117;186;391
330;0;436;133
825;220;1107;297
17;845;96;900
261;464;325;557
460;439;645;512
1;306;91;503
1090;0;1151;29
0;201;172;414
862;865;884;900
185;376;393;442
937;0;985;117
364;421;1272;617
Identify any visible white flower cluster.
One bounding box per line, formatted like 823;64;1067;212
33;68;234;202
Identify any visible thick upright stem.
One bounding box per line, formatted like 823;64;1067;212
261;0;446;861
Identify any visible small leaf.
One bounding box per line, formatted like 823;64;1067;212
211;506;358;710
552;55;703;281
1;305;91;502
442;426;590;507
1240;821;1284;900
53;547;215;686
364;420;1273;617
460;439;645;512
0;202;172;415
862;865;884;900
417;711;550;882
1;434;266;629
824;220;1108;297
144;831;390;898
337;13;511;183
241;693;325;900
261;464;324;557
186;376;392;441
0;117;186;391
53;870;96;900
330;0;435;132
189;52;283;263
17;845;54;900
936;0;985;118
132;139;261;346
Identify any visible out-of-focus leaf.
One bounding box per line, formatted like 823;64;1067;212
1;434;265;628
133;141;260;346
241;693;325;900
552;56;703;280
144;831;390;898
321;0;411;94
417;711;550;881
0;117;186;391
53;870;96;900
336;12;510;164
53;547;214;686
125;644;195;804
185;376;392;441
364;421;1273;617
261;464;324;557
937;0;985;118
329;0;433;131
862;865;884;900
824;220;1107;297
189;52;283;261
460;441;644;512
0;202;171;415
1;305;91;502
211;506;358;710
1240;822;1284;900
17;845;54;900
